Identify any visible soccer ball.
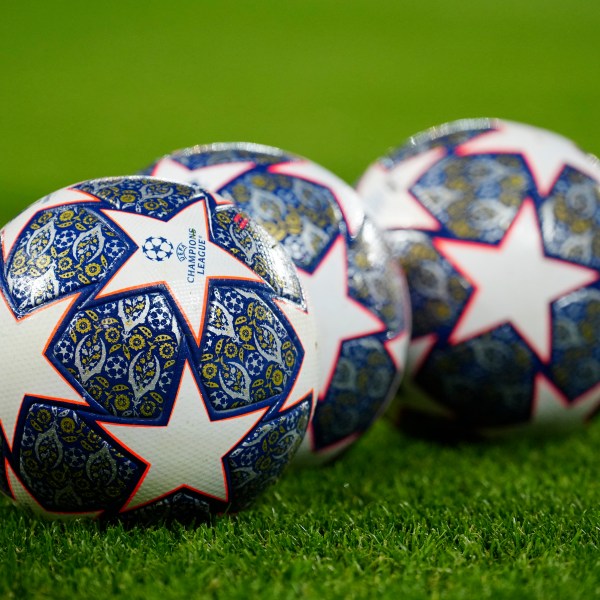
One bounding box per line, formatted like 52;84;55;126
357;118;600;436
0;176;317;521
142;143;411;462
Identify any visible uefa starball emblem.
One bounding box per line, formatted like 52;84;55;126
142;236;174;262
0;176;318;521
357;119;600;436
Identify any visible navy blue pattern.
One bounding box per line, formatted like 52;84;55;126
18;401;140;513
228;398;311;509
52;292;184;421
347;217;409;333
313;338;396;449
5;205;130;314
209;205;305;306
199;284;302;412
74;177;203;221
153;143;295;171
383;120;494;166
217;171;343;273
119;489;211;524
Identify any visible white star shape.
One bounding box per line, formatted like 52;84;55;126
480;374;600;437
531;374;600;429
384;329;410;373
298;235;387;398
434;199;599;362
457;120;600;197
99;362;267;510
2;187;100;261
5;461;101;519
269;160;365;237
0;292;85;450
407;333;438;377
357;147;445;231
97;199;263;345
274;297;317;414
150;158;255;192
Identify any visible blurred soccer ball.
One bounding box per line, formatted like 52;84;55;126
0;176;317;520
357;118;600;436
143;143;411;462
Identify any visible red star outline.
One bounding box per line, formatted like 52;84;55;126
96;198;262;347
357;148;445;233
0;290;87;452
96;361;268;511
433;198;599;363
302;234;388;401
150;158;255;199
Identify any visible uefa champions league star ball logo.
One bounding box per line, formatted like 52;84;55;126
142;236;174;262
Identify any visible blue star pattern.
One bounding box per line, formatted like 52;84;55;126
227;398;311;510
314;338;396;449
73;177;202;221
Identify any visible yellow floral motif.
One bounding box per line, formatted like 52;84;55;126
239;325;252;342
85;263;102;277
272;369;283;386
202;363;218;380
105;327;120;344
60;417;76;433
129;334;146;351
58;257;73;270
114;395;130;411
35;255;51;269
75;318;92;334
159;343;175;359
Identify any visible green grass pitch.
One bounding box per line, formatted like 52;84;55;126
1;1;600;598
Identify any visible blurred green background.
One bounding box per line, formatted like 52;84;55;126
2;2;600;598
1;0;599;221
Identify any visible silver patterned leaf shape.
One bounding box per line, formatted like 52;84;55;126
228;219;258;263
218;362;251;402
207;299;236;340
26;217;57;259
118;295;151;335
128;351;161;400
75;334;107;384
85;445;117;486
33;423;64;469
7;262;62;312
253;322;283;365
72;223;106;264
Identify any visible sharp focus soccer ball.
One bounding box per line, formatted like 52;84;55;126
142;143;411;462
0;176;317;521
357;118;600;435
